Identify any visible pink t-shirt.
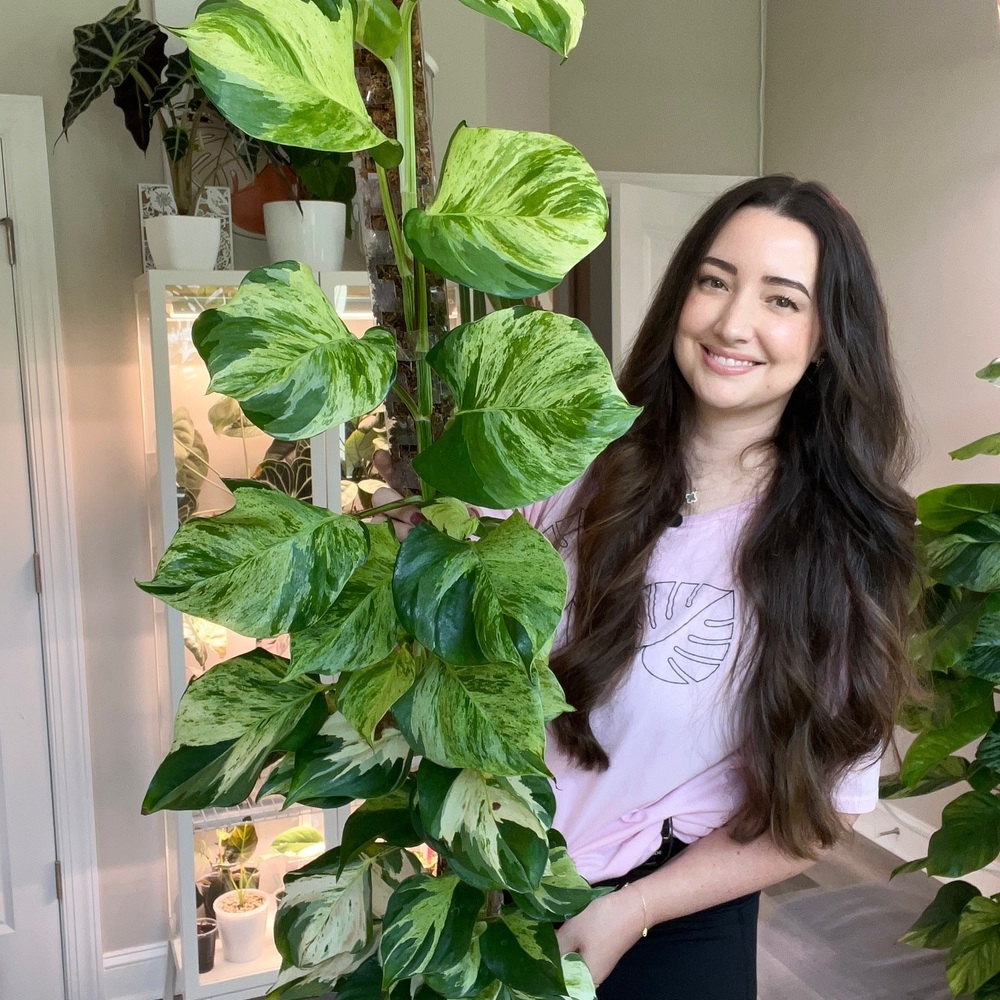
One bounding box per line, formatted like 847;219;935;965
515;486;882;883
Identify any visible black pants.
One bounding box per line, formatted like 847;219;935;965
593;823;760;1000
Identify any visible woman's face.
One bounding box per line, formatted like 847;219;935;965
673;206;822;429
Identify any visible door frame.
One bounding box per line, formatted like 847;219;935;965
0;94;104;1000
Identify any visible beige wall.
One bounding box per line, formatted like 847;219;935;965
549;0;763;175
765;0;1000;826
2;0;170;955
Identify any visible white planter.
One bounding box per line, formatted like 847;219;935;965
213;888;270;964
145;215;221;270
264;200;346;273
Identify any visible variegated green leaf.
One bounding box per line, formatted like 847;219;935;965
403;126;607;298
536;658;571;723
267;940;378;1000
338;648;417;744
287;714;411;806
480;906;566;998
496;954;596;1000
289;521;401;681
412;307;640;507
339;784;422;868
925;515;1000;593
416;761;553;893
423;496;480;540
423;922;496;999
454;0;584;57
393;515;567;668
142;650;326;812
174;0;401;167
275;845;413;970
259;754;295;798
192;263;397;441
394;653;547;776
353;0;403;60
380;873;486;986
947;896;1000;995
138;481;368;637
510;831;610;921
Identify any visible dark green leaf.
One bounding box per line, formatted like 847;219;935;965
510;830;611;921
900;881;981;949
925;515;1000;592
927;791;1000;877
880;756;968;799
899;694;995;786
947;896;1000;995
338;785;422;869
976;718;1000;773
891;857;929;879
479;907;566;998
918;485;1000;532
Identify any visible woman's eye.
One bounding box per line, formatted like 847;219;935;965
698;275;727;290
772;295;798;311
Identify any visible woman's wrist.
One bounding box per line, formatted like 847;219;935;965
620;882;649;941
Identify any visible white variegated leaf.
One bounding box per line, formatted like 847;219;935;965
192;263;397;441
394;653;547;776
379;873;485;986
481;906;566;998
416;761;553;893
287;713;411;805
139;481;369;638
289;521;401;680
496;953;596;1000
174;0;401;166
404;125;607;298
392;514;567;668
423;921;495;998
510;831;610;921
413;307;640;508
455;0;584;56
338;648;417;744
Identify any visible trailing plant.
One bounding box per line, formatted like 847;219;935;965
138;1;639;998
883;360;1000;998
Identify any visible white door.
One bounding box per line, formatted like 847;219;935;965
607;175;751;368
0;138;67;1000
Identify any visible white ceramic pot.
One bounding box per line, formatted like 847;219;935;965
145;214;221;270
263;200;346;273
213;888;270;964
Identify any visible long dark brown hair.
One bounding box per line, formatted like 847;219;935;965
551;175;917;858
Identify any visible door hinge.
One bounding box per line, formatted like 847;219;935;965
54;860;63;902
0;217;14;266
33;552;42;594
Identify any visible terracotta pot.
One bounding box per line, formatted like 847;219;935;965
214;888;270;964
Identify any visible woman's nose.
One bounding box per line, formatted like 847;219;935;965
713;292;754;342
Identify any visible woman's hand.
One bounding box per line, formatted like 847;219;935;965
369;486;423;541
555;886;645;987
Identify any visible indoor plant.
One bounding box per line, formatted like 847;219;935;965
881;359;1000;998
59;0;263;266
139;2;635;998
197;822;260;920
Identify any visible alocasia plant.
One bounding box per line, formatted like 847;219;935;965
139;1;640;997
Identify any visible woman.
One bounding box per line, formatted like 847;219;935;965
532;175;917;999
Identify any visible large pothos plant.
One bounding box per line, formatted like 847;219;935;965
882;361;1000;998
139;2;640;998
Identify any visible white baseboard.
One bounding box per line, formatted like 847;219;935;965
855;800;1000;896
104;942;168;1000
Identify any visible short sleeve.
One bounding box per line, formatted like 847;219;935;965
830;748;883;814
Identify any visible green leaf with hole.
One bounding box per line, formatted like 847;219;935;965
393;515;567;669
901;881;981;949
927;791;1000;877
510;831;611;921
380;873;486;986
454;0;584;56
416;760;553;893
947;896;1000;995
192;263;396;441
394;653;547;776
925;515;1000;592
480;906;566;998
413;307;639;508
174;0;401;167
338;648;417;744
142;649;326;812
138;481;368;637
289;521;401;681
404;125;607;298
275;845;414;970
286;714;411;807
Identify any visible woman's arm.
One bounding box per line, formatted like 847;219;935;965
556;813;859;986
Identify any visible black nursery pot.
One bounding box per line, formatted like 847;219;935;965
198;866;260;920
196;917;217;973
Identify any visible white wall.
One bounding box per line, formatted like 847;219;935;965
765;0;1000;827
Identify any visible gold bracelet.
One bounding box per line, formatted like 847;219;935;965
622;881;649;938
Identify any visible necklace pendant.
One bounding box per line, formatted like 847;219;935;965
685;490;698;505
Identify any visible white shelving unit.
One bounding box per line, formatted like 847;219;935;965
135;269;376;1000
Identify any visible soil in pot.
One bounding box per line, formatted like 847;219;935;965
214;888;270;964
198;866;259;920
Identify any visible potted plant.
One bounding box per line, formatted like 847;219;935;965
140;2;633;998
196;822;260;920
214;883;271;964
262;147;358;273
59;0;264;268
881;358;1000;998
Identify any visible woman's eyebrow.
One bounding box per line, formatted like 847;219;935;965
702;256;812;300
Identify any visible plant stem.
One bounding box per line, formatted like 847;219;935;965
472;289;487;321
375;159;415;330
459;284;472;326
352;496;433;520
397;0;420;220
391;381;420;420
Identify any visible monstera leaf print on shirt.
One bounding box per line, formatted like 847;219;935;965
640;582;735;685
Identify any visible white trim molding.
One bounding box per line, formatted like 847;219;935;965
104;943;168;1000
0;94;105;999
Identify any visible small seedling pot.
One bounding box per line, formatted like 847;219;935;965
196;917;217;973
214;889;269;964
